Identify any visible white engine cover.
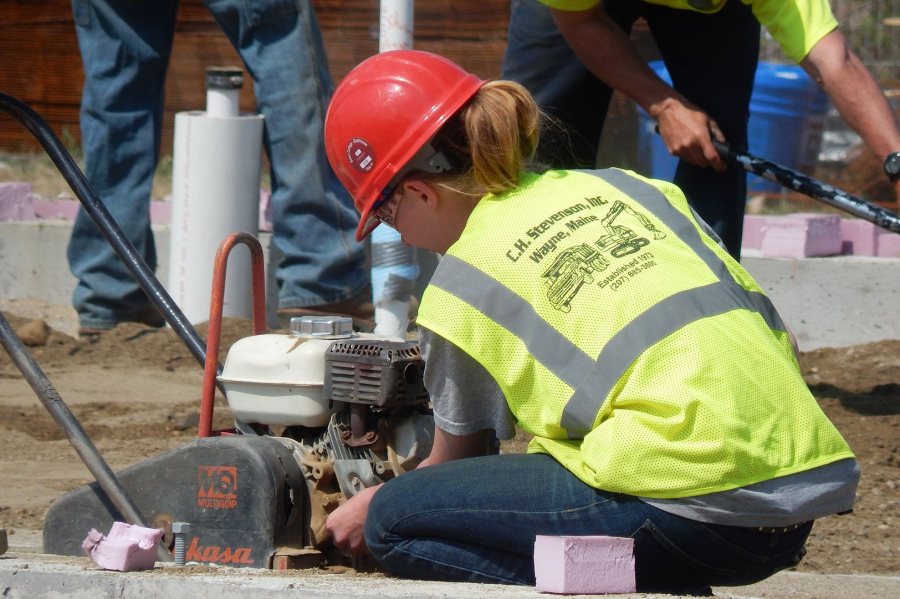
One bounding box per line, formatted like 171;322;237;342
218;333;334;427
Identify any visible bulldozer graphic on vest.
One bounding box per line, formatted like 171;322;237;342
542;201;667;312
542;244;609;312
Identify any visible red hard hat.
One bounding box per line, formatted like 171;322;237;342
325;50;486;241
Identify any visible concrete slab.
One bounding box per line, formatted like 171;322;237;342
0;221;280;336
718;571;900;599
2;221;899;350
741;254;900;350
0;551;897;599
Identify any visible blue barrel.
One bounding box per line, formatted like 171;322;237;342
746;62;829;193
636;61;829;194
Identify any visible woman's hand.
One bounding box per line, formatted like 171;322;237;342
325;484;381;554
324;426;491;554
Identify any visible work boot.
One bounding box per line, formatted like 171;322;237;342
77;305;166;338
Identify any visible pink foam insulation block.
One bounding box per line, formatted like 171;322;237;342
259;189;273;232
82;521;162;571
877;232;900;257
534;535;636;595
0;182;273;230
839;219;882;256
741;215;766;250
149;200;171;225
32;198;80;221
759;213;842;258
0;182;35;221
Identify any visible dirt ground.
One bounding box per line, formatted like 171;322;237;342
0;312;897;577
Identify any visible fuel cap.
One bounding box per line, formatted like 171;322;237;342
289;315;354;339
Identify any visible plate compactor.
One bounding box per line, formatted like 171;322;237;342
0;93;434;569
43;315;434;569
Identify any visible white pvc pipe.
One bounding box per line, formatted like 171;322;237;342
379;0;413;51
205;88;240;118
374;1;416;339
168;68;264;324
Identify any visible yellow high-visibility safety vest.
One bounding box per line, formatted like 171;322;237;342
537;0;838;63
417;169;854;499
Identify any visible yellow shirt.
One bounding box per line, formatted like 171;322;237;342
539;0;838;62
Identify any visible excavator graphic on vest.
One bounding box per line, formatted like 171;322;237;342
542;201;667;312
595;200;667;258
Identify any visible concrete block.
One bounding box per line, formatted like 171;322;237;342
534;535;635;595
759;213;842;258
81;521;162;572
741;215;766;250
0;182;35;221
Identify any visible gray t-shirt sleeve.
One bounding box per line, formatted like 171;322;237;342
419;327;517;440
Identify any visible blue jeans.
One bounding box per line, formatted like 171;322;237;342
502;0;759;258
68;0;367;329
365;454;811;593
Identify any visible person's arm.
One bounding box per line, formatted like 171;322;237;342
324;426;491;554
800;29;900;201
551;5;727;171
327;326;512;553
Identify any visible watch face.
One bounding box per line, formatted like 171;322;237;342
886;152;900;180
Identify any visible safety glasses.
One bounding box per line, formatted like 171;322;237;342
372;191;401;228
368;140;452;232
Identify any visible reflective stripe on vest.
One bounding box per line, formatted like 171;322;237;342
429;169;787;439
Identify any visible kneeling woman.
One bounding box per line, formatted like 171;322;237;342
322;50;858;594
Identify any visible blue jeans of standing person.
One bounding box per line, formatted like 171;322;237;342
502;0;759;258
365;454;812;593
68;0;367;330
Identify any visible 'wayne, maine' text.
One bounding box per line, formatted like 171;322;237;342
505;202;589;262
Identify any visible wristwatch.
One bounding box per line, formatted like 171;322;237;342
885;152;900;183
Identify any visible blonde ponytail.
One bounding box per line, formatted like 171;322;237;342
431;80;541;195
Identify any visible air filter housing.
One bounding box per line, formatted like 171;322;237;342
324;339;429;407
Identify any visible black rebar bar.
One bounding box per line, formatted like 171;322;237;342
714;139;900;234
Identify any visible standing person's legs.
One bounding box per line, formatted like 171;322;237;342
365;454;811;593
502;0;615;168
205;0;369;319
643;1;759;258
68;0;178;331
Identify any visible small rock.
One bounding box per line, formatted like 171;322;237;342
16;319;51;346
172;411;200;431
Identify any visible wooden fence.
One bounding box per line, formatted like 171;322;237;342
0;0;509;152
